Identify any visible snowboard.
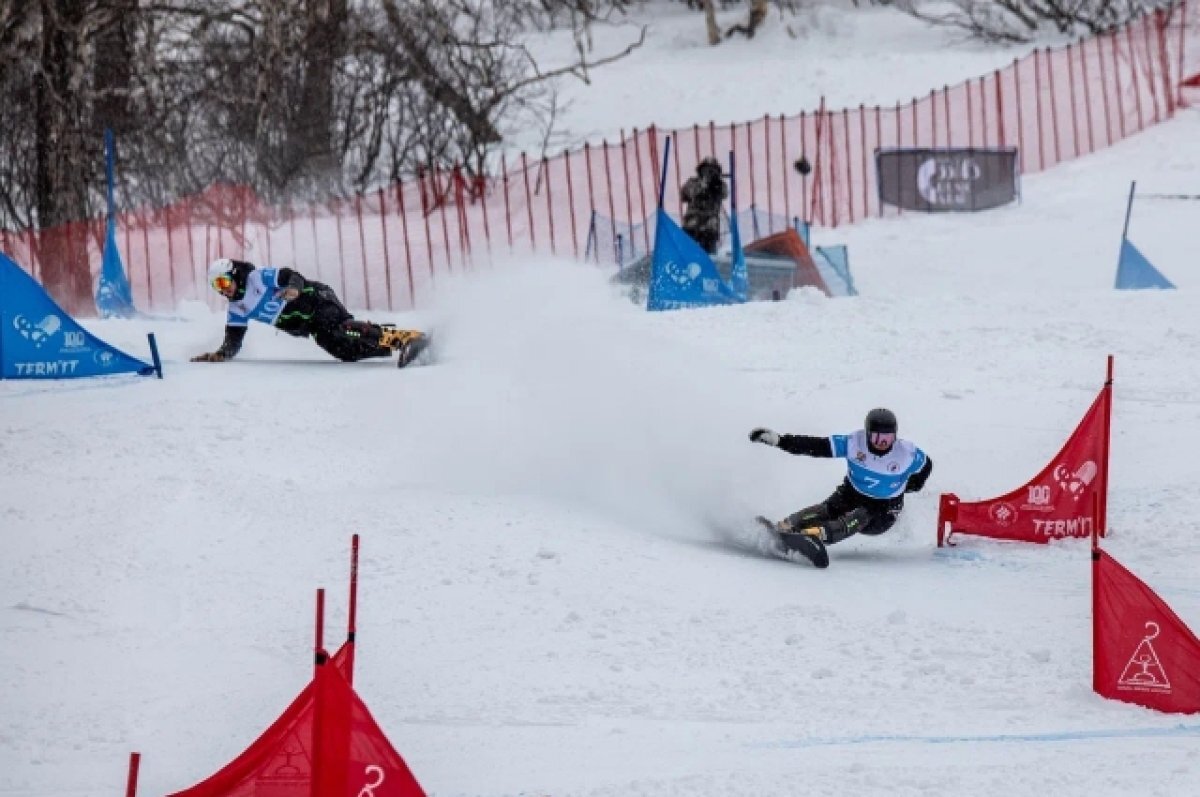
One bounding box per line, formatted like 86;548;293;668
395;331;433;369
755;515;830;569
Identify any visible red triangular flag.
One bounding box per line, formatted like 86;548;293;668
940;381;1110;545
169;659;426;796
1093;548;1200;714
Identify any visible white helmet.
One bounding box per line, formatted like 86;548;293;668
207;257;234;285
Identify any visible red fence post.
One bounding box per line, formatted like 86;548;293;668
929;89;938;147
376;188;395;311
1125;25;1146;131
140;210;153;309
1048;47;1063;165
500;158;514;250
979;76;989;147
332;198;349;297
437;164;455;272
1176;0;1190;109
763;113;773;222
164;205;177;306
618;131;636;250
476;171;493;258
841;109;852;224
873;106;883;218
417;168;436;278
779;115;790;222
353;194;371;309
995;69;1006;149
798;110;809;224
543;157;557;255
966;78;976;146
564;149;579;258
602;141;617;253
1033;48;1046;170
1141;13;1162;124
1111;32;1128;140
1080;43;1096;153
519;153;536;251
1066;43;1081;157
394;182;416;307
454;165;471;262
942;85;952;145
858;105;868;222
631;128;650;253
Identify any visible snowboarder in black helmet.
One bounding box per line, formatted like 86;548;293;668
681;156;728;255
748;408;933;568
192;258;429;367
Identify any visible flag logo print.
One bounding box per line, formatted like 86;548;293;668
1117;622;1172;694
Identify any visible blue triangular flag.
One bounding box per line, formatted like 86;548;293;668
95;217;137;318
2;253;153;379
647;208;738;311
1115;239;1175;290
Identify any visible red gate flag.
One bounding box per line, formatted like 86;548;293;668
937;358;1112;546
1093;548;1200;714
168;654;426;797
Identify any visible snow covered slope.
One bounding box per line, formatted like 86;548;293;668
3;6;1199;795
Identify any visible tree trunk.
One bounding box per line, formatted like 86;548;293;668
92;0;136;137
701;0;720;45
289;0;348;181
34;0;95;316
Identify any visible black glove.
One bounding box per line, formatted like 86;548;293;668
749;428;780;446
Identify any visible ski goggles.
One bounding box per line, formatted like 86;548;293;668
211;274;235;293
869;431;896;448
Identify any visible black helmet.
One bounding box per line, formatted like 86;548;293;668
865;407;897;435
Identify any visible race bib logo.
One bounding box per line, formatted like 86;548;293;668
12;314;61;347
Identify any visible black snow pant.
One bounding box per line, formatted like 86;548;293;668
783;481;900;545
274;282;391;362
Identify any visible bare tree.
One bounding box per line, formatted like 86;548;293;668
888;0;1171;42
0;0;648;311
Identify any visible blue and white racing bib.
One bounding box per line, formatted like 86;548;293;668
226;268;287;327
830;430;927;499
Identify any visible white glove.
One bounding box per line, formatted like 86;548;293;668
749;427;780;447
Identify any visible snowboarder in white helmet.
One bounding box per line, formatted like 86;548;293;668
193;258;429;367
748;408;933;568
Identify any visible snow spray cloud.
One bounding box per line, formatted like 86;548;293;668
394;258;782;541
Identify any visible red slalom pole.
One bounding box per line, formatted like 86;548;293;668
125;751;141;797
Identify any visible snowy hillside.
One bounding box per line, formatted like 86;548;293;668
3;6;1200;797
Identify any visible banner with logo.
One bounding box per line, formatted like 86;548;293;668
877;148;1019;212
1;253;154;379
938;363;1112;546
647;208;740;311
1093;547;1200;714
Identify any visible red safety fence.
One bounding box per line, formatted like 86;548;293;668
2;4;1195;315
